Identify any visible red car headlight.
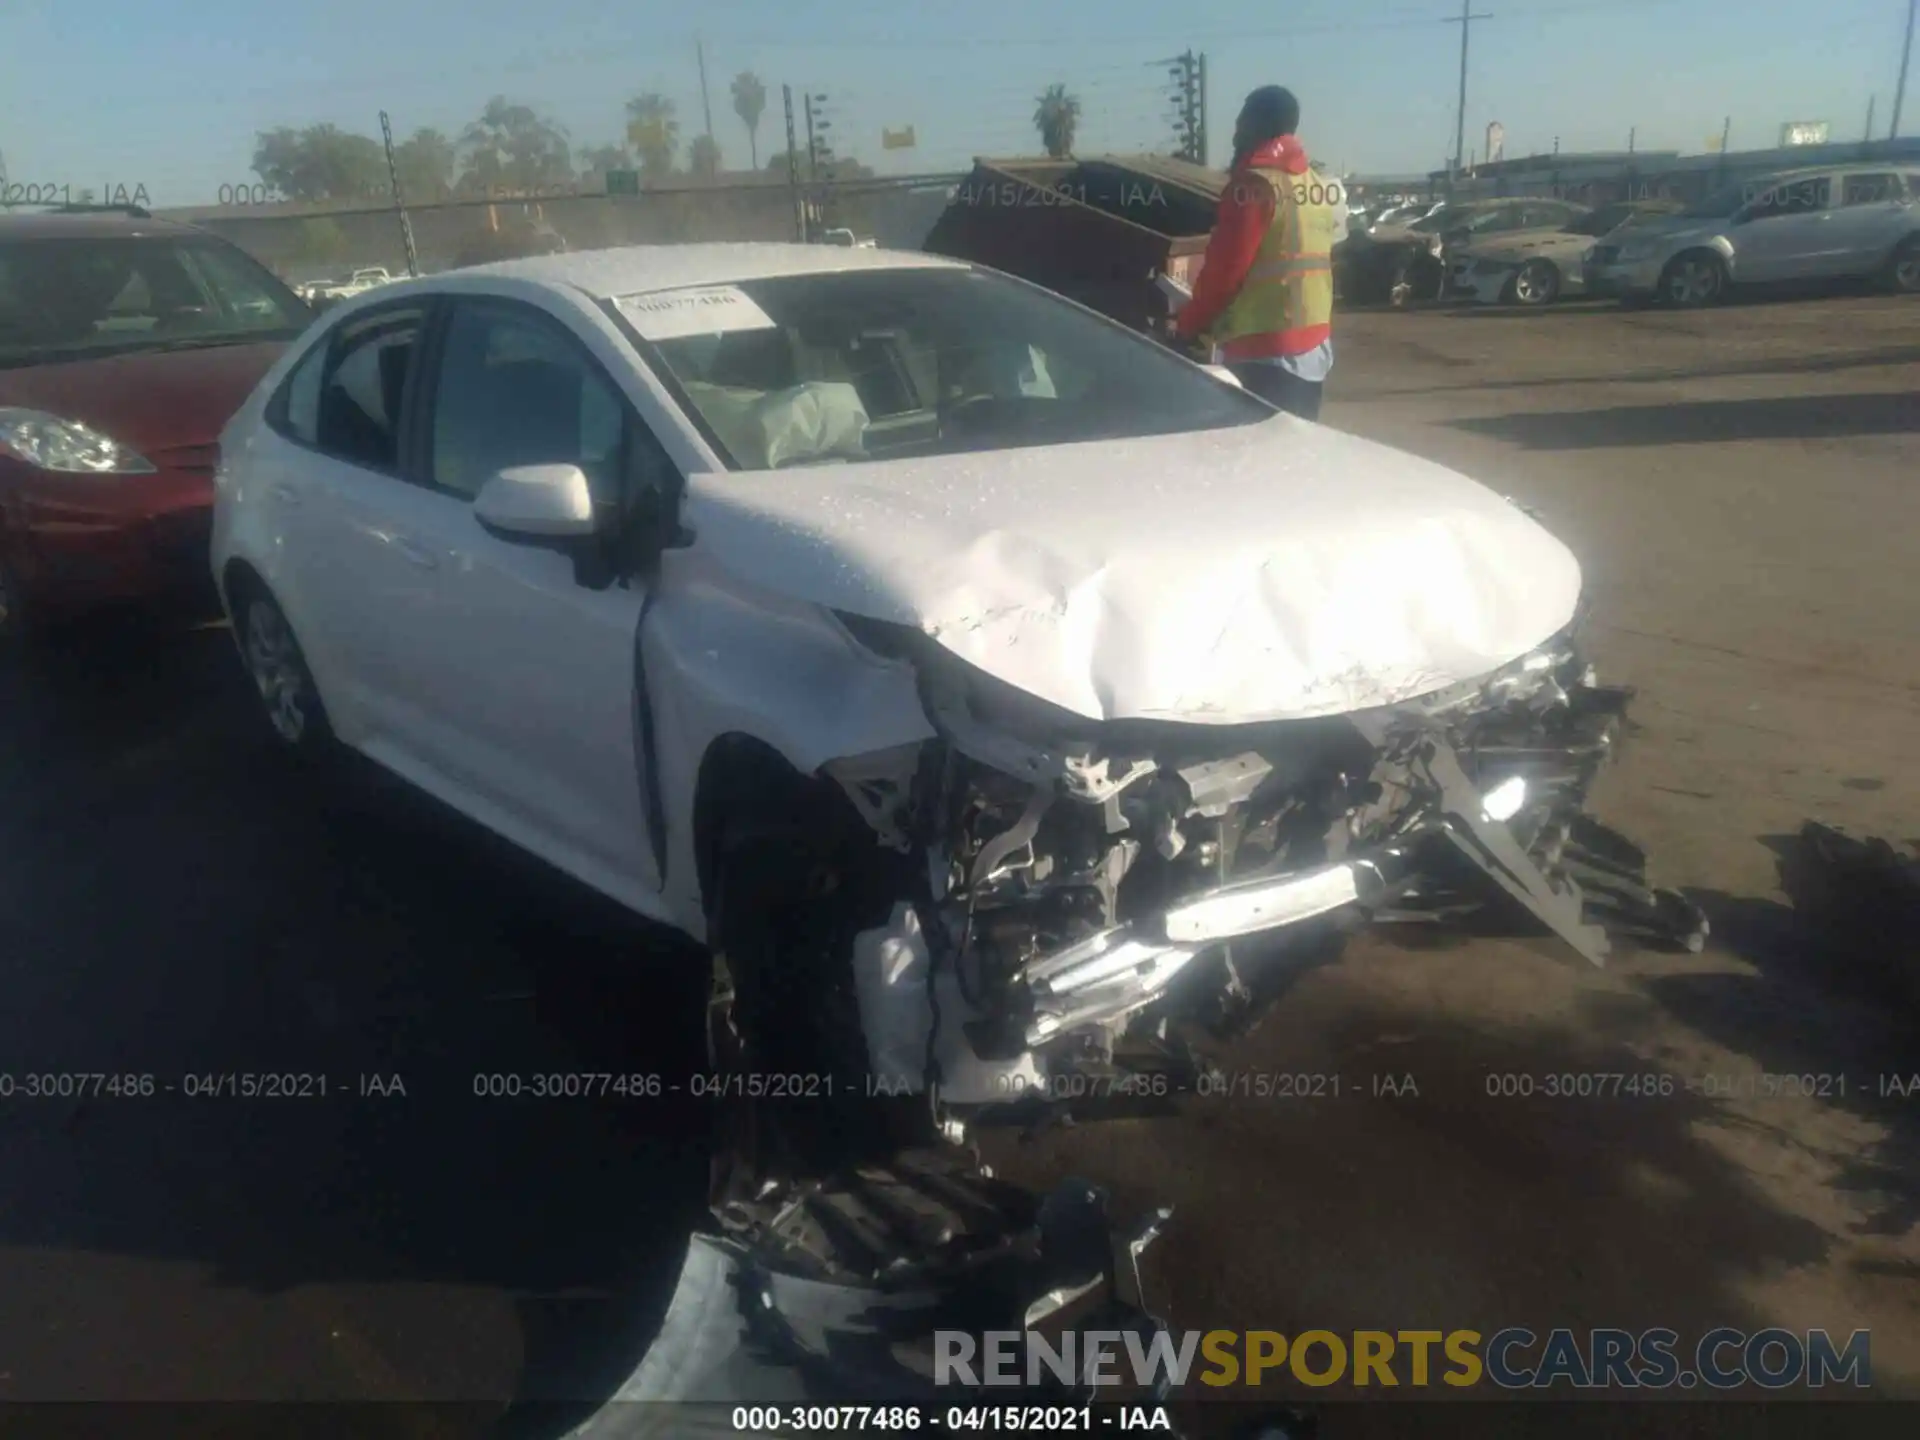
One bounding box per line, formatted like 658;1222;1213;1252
0;407;157;475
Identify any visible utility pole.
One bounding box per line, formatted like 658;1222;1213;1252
1443;1;1494;186
1865;94;1877;146
697;37;715;140
1893;0;1916;139
1156;52;1202;162
1197;53;1209;166
804;93;820;182
377;110;419;278
782;84;803;240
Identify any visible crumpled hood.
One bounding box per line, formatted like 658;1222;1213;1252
683;414;1583;724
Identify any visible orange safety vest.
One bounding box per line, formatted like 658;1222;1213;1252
1210;169;1337;361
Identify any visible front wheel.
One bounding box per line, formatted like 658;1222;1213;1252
1658;250;1727;308
237;590;333;756
1510;259;1561;307
1885;234;1920;294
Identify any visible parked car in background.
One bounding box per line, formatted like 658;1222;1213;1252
0;210;311;641
1586;163;1920;307
1451;199;1684;306
1340;197;1589;306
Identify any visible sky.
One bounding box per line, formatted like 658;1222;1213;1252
0;0;1910;205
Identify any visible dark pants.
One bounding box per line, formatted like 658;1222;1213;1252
1229;361;1324;421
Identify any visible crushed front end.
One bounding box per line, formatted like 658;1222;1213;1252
830;616;1708;1125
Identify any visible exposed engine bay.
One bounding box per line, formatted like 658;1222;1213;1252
826;613;1708;1127
672;615;1708;1425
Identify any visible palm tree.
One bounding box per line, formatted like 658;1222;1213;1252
731;71;767;169
1034;84;1080;159
625;93;680;179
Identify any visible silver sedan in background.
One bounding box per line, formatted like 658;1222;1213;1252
1586;163;1920;307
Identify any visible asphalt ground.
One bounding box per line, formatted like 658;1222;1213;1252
1;285;1915;1434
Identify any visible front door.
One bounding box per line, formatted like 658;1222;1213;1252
1732;175;1835;281
391;296;664;901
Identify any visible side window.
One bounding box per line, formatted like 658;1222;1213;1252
429;301;629;505
275;342;327;445
315;305;426;472
1840;173;1900;206
1753;177;1830;218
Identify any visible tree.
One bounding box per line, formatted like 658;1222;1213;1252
294;217;348;265
252;124;389;202
391;127;455;202
730;71;767;169
625;93;679;179
1033;84;1081;159
688;134;722;178
458;96;573;194
577;143;633;184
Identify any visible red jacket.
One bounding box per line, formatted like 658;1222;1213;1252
1173;134;1329;356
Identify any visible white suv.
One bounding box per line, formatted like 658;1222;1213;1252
212;243;1703;1137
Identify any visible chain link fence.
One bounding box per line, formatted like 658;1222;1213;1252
161;176;963;285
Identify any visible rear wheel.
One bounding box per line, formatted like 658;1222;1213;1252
1885;234;1920;294
1510;259;1561;307
235;588;333;756
1658;250;1727;308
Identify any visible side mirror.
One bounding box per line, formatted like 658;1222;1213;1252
1203;364;1245;389
474;463;598;543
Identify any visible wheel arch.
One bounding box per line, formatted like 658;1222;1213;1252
690;732;890;926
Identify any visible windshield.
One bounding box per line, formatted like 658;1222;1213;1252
616;267;1273;472
0;234;311;368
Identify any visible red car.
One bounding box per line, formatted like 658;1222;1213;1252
0;209;311;641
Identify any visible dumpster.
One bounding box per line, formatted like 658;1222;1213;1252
921;155;1227;336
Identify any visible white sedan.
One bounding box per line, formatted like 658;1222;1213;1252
212;243;1701;1148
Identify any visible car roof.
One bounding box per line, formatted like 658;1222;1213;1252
0;211;200;241
451;242;967;300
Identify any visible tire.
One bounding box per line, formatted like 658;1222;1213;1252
1885;234;1920;295
705;820;916;1192
1656;250;1727;308
234;587;333;756
1510;258;1561;307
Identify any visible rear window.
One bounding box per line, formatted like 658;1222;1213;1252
612;268;1271;473
0;234;311;369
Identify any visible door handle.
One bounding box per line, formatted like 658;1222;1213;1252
392;536;439;569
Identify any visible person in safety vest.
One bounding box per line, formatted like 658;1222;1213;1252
1172;85;1337;421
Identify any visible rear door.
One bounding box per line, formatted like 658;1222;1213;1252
1732;174;1836;280
1827;171;1914;274
258;298;438;750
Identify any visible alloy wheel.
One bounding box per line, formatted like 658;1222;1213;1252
1514;261;1558;306
244;600;310;744
1893;241;1920;294
1664;255;1722;307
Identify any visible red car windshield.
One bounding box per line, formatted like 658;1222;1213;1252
0;234;310;369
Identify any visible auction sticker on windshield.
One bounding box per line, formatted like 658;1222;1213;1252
615;285;778;340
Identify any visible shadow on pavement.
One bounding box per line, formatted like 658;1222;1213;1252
1354;343;1920;398
0;613;717;1427
1671;830;1920;1244
1449;390;1920;449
